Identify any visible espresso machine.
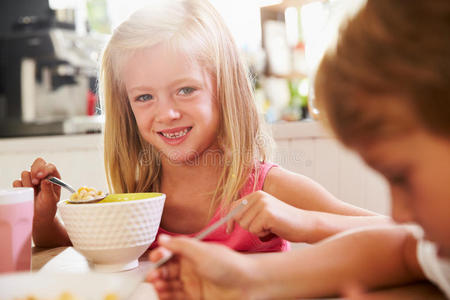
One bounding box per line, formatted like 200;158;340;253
0;0;104;137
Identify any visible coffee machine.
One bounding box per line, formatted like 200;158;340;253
0;0;103;137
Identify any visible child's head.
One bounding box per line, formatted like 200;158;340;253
315;0;450;256
100;0;272;208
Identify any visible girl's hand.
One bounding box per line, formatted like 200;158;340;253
12;158;61;227
147;235;255;300
226;191;315;243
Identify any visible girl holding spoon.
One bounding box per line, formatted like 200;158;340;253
14;0;388;253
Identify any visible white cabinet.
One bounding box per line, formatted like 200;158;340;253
0;135;107;201
0;122;390;214
271;122;390;215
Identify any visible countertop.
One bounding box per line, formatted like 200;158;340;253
0;121;329;153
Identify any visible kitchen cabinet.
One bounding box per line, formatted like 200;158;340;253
0;121;390;214
259;0;326;122
0;134;107;201
271;122;390;215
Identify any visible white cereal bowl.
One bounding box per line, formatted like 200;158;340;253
57;193;165;272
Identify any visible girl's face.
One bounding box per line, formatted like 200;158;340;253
356;130;450;258
123;43;220;164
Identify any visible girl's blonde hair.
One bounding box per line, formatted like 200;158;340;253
99;0;273;211
315;0;450;147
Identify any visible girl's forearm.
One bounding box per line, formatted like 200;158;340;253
33;217;72;247
305;212;392;243
245;226;423;299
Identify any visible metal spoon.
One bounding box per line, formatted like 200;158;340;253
123;199;249;299
151;199;249;268
47;176;107;204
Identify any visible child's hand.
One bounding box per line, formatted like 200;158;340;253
147;245;185;300
12;158;61;226
226;191;315;243
147;235;254;300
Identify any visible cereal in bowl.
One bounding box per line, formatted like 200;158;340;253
70;187;105;202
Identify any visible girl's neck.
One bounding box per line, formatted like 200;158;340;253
158;149;225;233
160;151;224;184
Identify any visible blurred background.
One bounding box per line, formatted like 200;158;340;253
1;0;389;215
0;0;362;137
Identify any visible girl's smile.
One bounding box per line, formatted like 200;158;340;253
157;126;193;145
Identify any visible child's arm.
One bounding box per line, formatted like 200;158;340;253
246;226;424;298
12;158;72;247
344;282;445;300
226;190;391;243
148;226;426;299
229;166;391;243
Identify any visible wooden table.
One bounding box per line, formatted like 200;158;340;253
31;247;445;300
31;246;159;300
32;247;67;271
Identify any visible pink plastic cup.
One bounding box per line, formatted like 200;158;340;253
0;188;34;273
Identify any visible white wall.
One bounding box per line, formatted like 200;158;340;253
0;134;107;201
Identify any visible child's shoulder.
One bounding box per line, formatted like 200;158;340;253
262;164;308;195
240;161;279;197
252;161;277;177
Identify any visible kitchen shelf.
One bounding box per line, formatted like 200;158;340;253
262;0;327;12
265;72;308;80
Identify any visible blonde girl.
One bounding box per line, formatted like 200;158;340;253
15;0;387;252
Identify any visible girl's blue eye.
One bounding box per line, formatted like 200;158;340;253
136;94;153;102
178;87;195;96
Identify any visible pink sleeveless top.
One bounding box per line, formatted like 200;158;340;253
150;162;289;253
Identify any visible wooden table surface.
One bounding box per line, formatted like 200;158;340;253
31;246;159;300
32;247;67;271
30;247;445;300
